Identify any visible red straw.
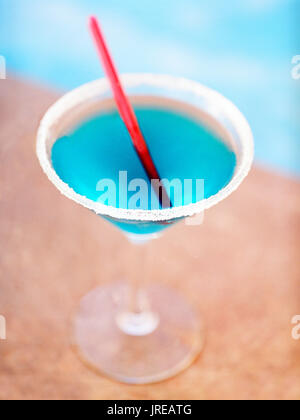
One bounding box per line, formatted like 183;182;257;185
89;16;171;208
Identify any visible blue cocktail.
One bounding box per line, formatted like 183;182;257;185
37;74;254;383
52;101;236;235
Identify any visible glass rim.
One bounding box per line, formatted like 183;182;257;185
36;73;254;222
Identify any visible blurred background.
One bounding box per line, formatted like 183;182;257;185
0;0;299;176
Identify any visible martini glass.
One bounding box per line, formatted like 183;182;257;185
37;74;254;384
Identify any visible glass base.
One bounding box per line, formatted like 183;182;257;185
73;282;204;384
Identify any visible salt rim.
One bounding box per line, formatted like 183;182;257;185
36;73;254;222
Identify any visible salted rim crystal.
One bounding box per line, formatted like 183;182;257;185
36;73;254;222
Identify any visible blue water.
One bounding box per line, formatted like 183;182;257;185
52;106;236;234
1;0;299;176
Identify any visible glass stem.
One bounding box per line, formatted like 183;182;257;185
128;238;149;314
116;234;159;336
